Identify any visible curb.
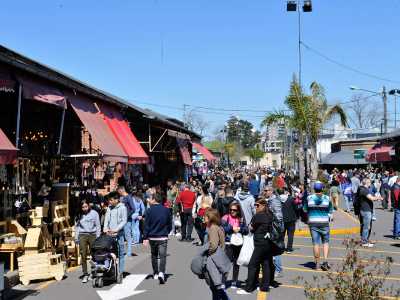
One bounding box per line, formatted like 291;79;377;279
294;226;360;237
294;208;360;237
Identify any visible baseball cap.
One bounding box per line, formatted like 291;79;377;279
313;181;324;192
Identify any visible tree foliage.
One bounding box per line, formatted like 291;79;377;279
225;116;261;149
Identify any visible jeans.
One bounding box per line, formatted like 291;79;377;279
117;233;126;274
273;255;282;273
360;210;373;244
132;219;141;244
181;210;194;240
309;225;330;245
343;195;352;211
246;243;275;292
124;221;133;256
393;209;400;238
78;233;96;275
284;221;296;251
225;244;242;282
149;240;168;274
194;217;206;244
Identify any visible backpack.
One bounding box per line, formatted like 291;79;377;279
122;195;135;218
353;187;362;216
269;216;285;256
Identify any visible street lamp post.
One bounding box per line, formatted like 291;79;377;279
287;0;312;187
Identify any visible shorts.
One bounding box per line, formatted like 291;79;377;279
309;225;330;245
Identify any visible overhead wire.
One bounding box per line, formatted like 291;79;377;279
301;41;400;84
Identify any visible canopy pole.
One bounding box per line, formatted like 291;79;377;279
57;107;66;154
15;83;22;148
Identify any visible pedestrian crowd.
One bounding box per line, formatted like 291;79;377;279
72;165;400;299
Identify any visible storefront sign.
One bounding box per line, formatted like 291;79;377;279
0;78;16;93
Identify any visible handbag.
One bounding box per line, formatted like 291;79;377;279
236;234;254;266
230;232;244;246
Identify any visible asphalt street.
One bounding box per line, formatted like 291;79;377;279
8;206;400;300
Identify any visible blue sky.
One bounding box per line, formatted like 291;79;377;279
1;0;400;139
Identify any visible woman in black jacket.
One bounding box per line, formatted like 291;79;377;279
237;198;274;295
279;188;298;253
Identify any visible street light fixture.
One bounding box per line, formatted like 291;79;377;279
287;0;313;188
303;0;312;12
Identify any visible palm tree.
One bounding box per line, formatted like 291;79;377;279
261;76;347;182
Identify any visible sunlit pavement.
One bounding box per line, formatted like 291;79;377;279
7;206;400;300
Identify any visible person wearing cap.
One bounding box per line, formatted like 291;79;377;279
303;181;333;271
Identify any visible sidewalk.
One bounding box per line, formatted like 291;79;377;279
294;208;360;236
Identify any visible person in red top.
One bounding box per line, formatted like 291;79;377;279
276;172;286;190
176;184;197;242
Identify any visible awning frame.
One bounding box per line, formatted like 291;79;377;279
140;125;189;153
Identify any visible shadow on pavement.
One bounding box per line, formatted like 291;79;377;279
300;262;315;270
3;288;38;300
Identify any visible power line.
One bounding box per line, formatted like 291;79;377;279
301;41;400;84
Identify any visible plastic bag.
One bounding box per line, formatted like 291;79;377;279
230;233;244;246
236;234;254;266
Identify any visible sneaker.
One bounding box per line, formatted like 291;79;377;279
153;273;159;280
81;275;89;283
158;272;165;284
321;262;331;271
286;249;293;254
237;289;252;295
275;271;284;278
361;243;374;248
230;281;238;289
372;216;377;221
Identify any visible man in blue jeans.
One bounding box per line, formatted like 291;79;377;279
131;190;145;244
118;186;136;256
357;178;382;247
303;182;333;271
391;177;400;239
103;191;127;280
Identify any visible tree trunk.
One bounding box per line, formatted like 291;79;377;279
309;143;319;183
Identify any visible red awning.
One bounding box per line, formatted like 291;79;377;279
0;128;17;164
68;94;128;162
99;104;149;165
177;138;192;166
17;76;66;108
193;142;216;162
366;144;394;163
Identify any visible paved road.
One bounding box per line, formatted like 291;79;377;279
8;206;400;300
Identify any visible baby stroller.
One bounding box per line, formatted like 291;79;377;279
90;234;122;287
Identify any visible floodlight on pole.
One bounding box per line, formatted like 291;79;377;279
303;0;312;12
287;1;297;11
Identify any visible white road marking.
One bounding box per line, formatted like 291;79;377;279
96;274;147;300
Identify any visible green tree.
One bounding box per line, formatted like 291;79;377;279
245;146;264;166
261;76;347;181
226;116;261;149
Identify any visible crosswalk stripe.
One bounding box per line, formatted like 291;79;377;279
294;243;400;255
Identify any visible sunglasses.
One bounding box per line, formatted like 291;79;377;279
230;209;238;212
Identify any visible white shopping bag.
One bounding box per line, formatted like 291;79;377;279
236;234;254;267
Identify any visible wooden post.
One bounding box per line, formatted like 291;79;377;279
15;83;22;148
57;108;66;155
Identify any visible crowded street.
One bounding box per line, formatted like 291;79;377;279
2;1;400;300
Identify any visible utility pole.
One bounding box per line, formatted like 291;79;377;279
383;86;388;134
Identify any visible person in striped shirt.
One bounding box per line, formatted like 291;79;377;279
303;181;333;271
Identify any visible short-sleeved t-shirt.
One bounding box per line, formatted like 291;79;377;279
358;186;373;212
